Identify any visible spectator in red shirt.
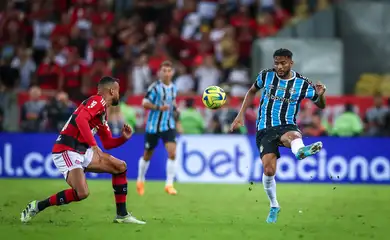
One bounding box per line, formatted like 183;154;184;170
36;50;63;92
91;0;115;26
230;5;257;32
59;48;89;102
87;60;111;95
90;25;112;63
256;12;279;38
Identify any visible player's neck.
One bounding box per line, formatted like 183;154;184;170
160;80;172;86
97;93;111;107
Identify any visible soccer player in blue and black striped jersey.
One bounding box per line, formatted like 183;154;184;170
231;49;327;223
136;61;180;196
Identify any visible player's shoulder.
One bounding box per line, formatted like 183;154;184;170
147;81;160;92
258;68;274;75
81;95;106;108
295;71;313;84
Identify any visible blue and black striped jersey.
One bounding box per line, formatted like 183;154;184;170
255;69;319;130
144;81;178;133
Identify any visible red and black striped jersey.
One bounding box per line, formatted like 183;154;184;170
52;95;109;154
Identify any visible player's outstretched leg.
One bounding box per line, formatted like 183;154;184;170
86;152;145;224
136;150;152;196
262;153;280;223
164;142;177;195
281;131;322;160
21;168;88;223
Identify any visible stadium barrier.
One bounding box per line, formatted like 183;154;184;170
0;133;389;184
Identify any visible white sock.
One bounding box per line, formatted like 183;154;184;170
137;157;150;182
262;174;279;208
291;138;305;155
166;159;176;186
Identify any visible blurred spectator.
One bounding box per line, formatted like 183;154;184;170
256;12;278;38
181;0;201;40
132;53;152;95
175;65;195;95
331;103;363;137
119;101;137;131
0;105;3;132
364;94;388;136
180;98;205;134
20;86;46;132
44;91;76;132
10;47;36;90
35;50;63;91
60;48;89;102
88;60;112;95
195;55;221;94
220;26;238;72
225;63;250;97
210;16;227;62
212;93;241;134
31;3;55;65
302;110;327;137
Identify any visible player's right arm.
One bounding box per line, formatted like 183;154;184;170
74;96;105;150
230;71;265;132
142;84;169;111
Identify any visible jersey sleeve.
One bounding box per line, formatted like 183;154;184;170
144;84;157;103
305;83;319;102
254;69;268;89
83;96;106;117
97;120;127;150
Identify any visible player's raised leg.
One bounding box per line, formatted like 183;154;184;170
280;131;322;160
86;151;145;224
21;151;89;223
262;153;281;223
164;141;177;195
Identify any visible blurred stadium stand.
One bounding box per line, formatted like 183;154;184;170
1;0;390;137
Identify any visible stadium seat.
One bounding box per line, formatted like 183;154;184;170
379;75;390;97
355;73;383;96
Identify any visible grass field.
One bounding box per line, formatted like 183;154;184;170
0;179;389;240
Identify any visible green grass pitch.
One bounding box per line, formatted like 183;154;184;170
0;179;389;240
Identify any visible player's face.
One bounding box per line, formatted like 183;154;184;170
160;66;173;83
274;56;293;78
110;82;120;106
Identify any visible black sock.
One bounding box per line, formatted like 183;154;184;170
37;199;50;211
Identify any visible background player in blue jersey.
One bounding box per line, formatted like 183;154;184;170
230;48;327;223
137;61;179;196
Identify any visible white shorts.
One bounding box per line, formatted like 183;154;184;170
52;149;94;179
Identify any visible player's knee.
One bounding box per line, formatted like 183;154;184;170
116;160;127;173
263;166;276;176
75;187;89;200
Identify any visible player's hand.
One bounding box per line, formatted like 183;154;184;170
121;124;133;139
91;146;103;158
230;114;244;132
315;81;326;96
159;105;169;111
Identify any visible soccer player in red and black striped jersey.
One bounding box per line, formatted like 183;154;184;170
20;76;145;224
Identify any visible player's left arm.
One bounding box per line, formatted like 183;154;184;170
97;122;131;150
306;81;326;109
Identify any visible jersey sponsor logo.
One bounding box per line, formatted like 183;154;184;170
265;92;297;104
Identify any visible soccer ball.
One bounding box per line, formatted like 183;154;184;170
202;86;227;109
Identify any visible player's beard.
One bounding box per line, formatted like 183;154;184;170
112;98;119;106
277;69;290;79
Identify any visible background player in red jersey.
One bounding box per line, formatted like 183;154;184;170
20;76;145;224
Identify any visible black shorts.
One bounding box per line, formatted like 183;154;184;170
144;129;176;150
256;124;301;159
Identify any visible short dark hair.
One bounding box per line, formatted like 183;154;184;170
160;60;173;69
273;48;293;59
98;76;118;87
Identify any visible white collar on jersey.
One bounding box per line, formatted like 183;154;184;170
276;70;296;81
159;80;173;88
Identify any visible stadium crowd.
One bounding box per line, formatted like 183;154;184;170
2;0;388;138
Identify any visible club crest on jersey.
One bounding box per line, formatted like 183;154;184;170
289;88;297;94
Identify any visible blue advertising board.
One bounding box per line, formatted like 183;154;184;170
0;133;389;184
